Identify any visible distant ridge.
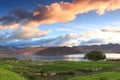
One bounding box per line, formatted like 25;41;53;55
35;46;80;56
15;46;80;56
74;43;120;53
0;43;120;57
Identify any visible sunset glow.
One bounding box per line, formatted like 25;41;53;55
0;0;120;47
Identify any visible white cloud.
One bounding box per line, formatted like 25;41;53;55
31;27;120;47
1;0;120;45
0;26;51;44
102;26;120;33
9;27;51;40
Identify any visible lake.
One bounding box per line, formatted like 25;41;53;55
18;53;120;61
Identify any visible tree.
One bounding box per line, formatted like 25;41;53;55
84;51;106;61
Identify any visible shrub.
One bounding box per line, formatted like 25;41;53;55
84;51;106;61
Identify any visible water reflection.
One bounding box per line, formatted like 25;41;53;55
17;53;120;61
106;53;120;59
62;54;88;61
19;54;88;61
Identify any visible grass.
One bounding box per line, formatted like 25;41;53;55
11;60;120;80
0;62;27;80
68;71;120;80
34;61;120;72
0;68;27;80
0;58;120;80
0;63;13;70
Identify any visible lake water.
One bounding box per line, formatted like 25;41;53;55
19;54;87;61
106;53;120;59
18;53;120;61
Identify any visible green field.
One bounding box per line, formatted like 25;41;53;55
0;68;26;80
0;58;120;80
0;63;26;80
68;71;120;80
36;61;119;72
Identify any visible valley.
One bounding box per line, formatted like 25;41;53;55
0;58;120;80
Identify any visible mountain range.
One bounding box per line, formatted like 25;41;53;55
74;43;120;53
0;43;120;57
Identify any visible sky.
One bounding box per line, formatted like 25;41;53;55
0;0;120;47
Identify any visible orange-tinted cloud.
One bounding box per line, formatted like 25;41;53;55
9;27;51;40
0;0;120;28
0;0;120;41
1;0;120;28
28;0;120;27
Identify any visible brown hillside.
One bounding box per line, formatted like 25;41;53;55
35;47;80;56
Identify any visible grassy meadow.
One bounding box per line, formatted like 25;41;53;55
0;63;26;80
68;72;120;80
0;58;120;80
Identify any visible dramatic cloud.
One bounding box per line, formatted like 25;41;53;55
1;0;120;28
41;27;120;46
0;9;50;42
0;9;32;27
0;0;120;45
0;27;51;44
8;27;120;47
9;34;80;47
9;27;51;40
28;0;120;27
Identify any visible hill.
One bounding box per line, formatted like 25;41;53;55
74;43;120;53
0;43;120;57
35;46;80;56
15;46;80;56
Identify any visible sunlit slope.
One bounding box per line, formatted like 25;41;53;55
0;68;26;80
0;63;26;80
